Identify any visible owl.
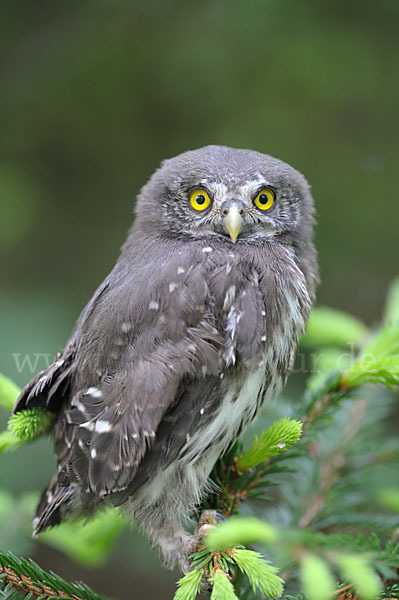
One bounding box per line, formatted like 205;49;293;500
14;145;317;570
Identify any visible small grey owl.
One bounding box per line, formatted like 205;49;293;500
14;145;318;570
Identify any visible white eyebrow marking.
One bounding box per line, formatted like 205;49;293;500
239;176;272;197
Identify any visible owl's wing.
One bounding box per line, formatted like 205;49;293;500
64;312;223;499
14;244;268;511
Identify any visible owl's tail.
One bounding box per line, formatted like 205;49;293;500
32;475;74;536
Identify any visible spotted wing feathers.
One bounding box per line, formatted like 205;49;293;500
14;243;274;533
13;351;75;414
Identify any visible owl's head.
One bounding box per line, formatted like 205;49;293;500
135;145;315;251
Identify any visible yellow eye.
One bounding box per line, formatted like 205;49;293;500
254;188;275;211
189;189;212;212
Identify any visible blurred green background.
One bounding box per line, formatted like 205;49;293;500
0;0;398;598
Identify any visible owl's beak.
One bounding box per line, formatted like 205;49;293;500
222;203;244;243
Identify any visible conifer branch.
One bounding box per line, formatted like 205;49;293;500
0;378;54;454
8;409;54;442
298;397;368;529
0;552;105;600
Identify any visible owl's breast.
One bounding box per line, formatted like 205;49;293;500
177;359;282;467
178;250;311;465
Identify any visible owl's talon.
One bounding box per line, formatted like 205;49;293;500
198;509;226;527
189;513;228;592
199;577;213;592
194;509;224;551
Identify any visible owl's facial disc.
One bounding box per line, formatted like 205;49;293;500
197;181;279;243
135;146;313;247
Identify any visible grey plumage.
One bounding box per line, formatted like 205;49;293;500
14;145;318;569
